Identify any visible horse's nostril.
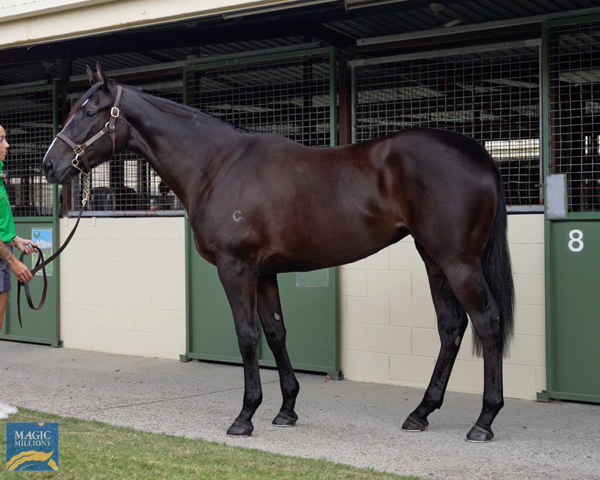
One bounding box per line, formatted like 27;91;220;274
43;160;53;176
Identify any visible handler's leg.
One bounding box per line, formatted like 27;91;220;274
0;291;8;330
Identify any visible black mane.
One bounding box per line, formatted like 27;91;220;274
136;86;254;134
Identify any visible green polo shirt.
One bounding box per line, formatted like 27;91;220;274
0;161;16;244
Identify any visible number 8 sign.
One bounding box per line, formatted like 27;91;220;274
568;229;584;253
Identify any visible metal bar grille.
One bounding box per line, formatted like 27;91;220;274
351;43;542;209
69;81;184;215
71;52;332;215
0;87;55;217
548;21;600;213
185;53;332;148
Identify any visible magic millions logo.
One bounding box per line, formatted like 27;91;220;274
5;423;59;472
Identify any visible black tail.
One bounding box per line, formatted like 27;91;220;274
473;176;515;357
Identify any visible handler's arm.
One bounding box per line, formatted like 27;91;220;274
0;242;33;283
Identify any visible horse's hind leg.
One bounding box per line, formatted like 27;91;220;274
442;261;504;442
257;274;299;427
403;244;468;433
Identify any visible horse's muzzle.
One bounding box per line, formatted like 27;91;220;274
42;158;58;184
42;157;73;185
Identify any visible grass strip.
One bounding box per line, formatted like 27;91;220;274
1;409;423;480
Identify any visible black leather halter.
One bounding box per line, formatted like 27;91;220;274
17;85;124;326
56;84;123;174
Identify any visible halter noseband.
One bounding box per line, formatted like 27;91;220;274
56;84;124;174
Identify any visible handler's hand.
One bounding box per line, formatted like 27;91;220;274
13;237;35;255
10;259;33;284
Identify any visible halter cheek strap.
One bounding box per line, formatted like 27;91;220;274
57;84;123;174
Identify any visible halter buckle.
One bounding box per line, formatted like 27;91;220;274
111;107;120;118
73;144;85;156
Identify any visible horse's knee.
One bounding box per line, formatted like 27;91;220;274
236;322;260;350
261;318;288;353
438;319;468;350
265;325;287;346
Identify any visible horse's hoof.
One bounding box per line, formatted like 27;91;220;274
466;424;494;443
272;411;298;427
226;419;253;437
402;415;429;432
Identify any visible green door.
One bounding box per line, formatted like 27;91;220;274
182;48;341;378
546;217;600;402
543;19;600;402
184;227;339;377
4;220;60;346
0;84;60;346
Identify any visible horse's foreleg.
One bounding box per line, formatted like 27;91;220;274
257;274;299;427
218;259;262;437
403;247;468;433
444;263;504;442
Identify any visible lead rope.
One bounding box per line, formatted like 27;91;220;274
17;173;90;327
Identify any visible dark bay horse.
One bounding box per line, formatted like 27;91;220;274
43;64;514;442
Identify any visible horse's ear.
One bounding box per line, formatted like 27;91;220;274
86;65;96;86
95;62;108;88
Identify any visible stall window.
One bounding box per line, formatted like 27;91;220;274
548;21;600;212
351;42;542;211
0;87;55;218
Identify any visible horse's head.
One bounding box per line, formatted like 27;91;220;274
43;63;129;184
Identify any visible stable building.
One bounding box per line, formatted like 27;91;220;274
1;0;599;404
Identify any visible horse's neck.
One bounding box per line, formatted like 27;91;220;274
123;88;236;204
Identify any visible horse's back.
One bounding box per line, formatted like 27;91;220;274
383;128;500;206
390;128;498;178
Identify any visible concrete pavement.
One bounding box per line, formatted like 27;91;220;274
1;340;599;479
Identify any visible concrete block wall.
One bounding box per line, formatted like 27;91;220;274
59;216;187;359
338;214;546;400
60;214;545;400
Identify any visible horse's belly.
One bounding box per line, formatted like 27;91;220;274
264;219;409;272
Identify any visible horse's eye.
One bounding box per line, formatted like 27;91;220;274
85;110;97;119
